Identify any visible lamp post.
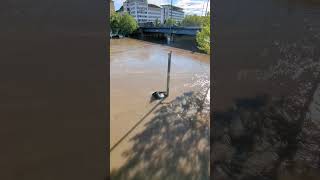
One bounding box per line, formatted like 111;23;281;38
205;0;209;16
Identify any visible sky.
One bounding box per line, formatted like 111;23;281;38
113;0;210;16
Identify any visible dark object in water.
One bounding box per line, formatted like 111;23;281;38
152;91;167;100
150;51;171;103
111;34;124;39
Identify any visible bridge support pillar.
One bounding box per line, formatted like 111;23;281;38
165;34;171;45
139;28;144;38
165;33;173;45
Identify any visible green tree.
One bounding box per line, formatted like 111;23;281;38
196;14;210;54
165;18;176;27
182;14;203;27
118;13;138;36
201;13;210;27
110;12;138;36
110;12;121;34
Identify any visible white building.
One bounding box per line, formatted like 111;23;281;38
118;0;184;25
161;5;185;23
123;0;148;24
147;4;161;23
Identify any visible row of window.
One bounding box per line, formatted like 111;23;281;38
148;16;160;19
164;11;184;15
130;11;162;16
138;19;148;22
149;9;160;12
127;7;148;11
165;12;184;15
130;11;147;14
127;2;147;6
148;12;161;15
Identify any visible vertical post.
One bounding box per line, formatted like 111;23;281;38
170;0;173;42
205;0;209;15
166;51;172;96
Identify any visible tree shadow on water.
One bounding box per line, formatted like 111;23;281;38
111;91;210;180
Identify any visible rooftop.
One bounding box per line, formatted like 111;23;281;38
148;4;161;8
161;5;184;11
125;0;147;3
116;6;124;12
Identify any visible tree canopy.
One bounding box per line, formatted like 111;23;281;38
181;14;210;27
181;15;203;27
196;14;210;54
110;12;121;34
110;12;138;36
164;18;176;27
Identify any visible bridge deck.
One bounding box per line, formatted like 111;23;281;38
140;27;201;36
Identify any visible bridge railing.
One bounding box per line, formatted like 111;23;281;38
140;26;201;29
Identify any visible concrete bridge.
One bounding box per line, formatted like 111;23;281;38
139;27;202;36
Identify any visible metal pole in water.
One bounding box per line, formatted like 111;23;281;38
166;51;172;96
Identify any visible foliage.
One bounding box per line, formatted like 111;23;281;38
181;15;203;27
119;13;138;35
110;12;121;34
164;18;176;27
154;18;160;27
181;14;210;27
202;12;210;27
110;12;138;36
196;14;210;54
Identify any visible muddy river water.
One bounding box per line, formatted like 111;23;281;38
110;38;210;150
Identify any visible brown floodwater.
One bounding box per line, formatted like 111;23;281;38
110;38;210;149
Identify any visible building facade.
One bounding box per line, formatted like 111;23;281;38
147;4;161;24
161;5;185;23
118;0;184;25
110;0;115;15
123;0;148;24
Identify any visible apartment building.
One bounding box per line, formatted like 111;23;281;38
161;5;185;23
147;4;161;23
123;0;148;24
118;0;184;25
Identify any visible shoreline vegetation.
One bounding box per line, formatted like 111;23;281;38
110;12;211;55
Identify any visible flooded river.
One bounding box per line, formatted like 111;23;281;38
110;38;210;177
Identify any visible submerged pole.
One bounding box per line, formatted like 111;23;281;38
166;51;172;96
